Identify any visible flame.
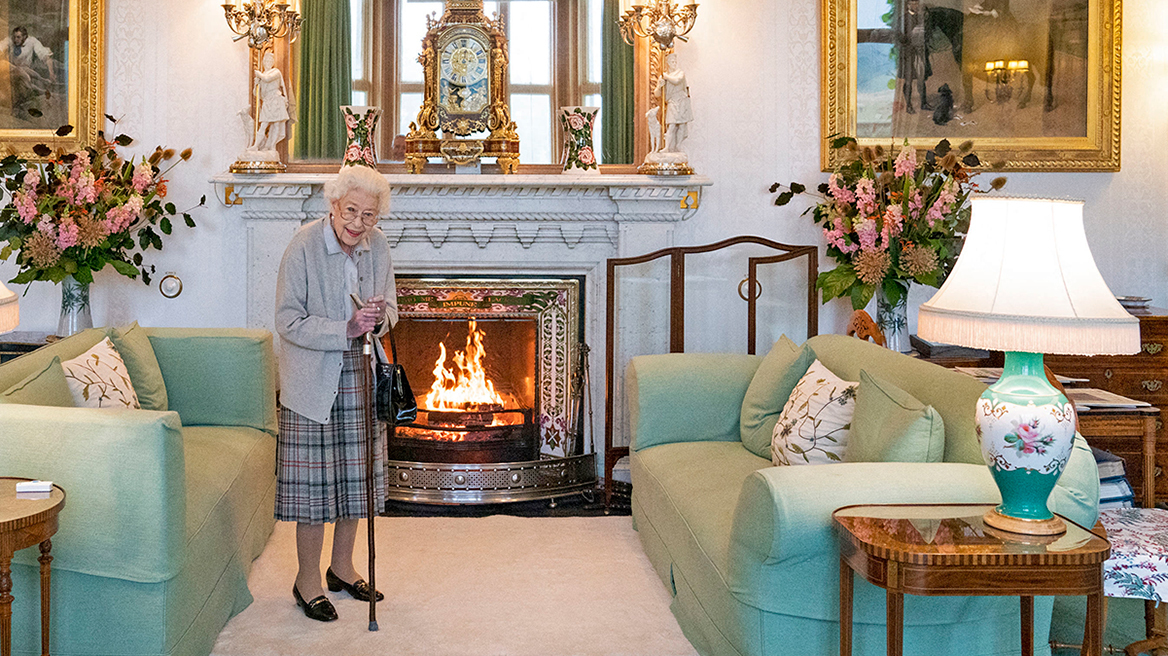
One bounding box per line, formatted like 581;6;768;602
424;319;506;411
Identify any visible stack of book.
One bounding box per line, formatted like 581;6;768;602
1093;446;1136;509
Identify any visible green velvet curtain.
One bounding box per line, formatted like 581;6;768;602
601;0;634;164
294;0;352;160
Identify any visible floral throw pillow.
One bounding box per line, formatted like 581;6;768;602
61;337;141;409
771;359;857;466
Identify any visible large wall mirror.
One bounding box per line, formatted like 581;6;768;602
285;0;641;169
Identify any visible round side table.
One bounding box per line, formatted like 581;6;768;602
0;477;66;656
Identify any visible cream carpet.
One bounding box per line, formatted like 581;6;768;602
211;516;700;656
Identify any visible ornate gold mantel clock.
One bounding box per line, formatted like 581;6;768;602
405;0;520;173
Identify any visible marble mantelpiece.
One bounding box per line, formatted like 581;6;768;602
216;173;710;468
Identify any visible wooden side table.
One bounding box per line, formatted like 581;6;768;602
0;478;66;656
0;333;53;365
834;503;1110;656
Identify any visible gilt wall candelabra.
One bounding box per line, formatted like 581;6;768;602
222;0;302;173
619;1;698;176
221;0;301;51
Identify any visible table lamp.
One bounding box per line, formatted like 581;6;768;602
0;281;18;334
918;197;1139;535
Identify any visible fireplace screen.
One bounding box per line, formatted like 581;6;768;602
392;277;582;460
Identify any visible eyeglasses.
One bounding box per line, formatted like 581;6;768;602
341;207;379;227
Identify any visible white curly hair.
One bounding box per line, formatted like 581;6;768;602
323;165;392;216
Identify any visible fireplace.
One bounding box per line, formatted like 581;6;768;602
383;277;596;504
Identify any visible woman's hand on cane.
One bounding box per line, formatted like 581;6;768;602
347;305;381;338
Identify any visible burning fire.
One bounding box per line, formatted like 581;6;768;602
424;319;506;411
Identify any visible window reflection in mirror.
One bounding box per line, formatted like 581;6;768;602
289;0;633;167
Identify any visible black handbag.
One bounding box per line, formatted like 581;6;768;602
375;324;418;426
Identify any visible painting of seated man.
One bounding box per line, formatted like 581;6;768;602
0;0;69;131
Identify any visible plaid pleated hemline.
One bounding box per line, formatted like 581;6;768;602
275;343;387;524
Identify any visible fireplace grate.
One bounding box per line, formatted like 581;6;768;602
384;454;597;505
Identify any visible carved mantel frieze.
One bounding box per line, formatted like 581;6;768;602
211;172;711;248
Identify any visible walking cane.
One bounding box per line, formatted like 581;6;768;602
352;295;379;632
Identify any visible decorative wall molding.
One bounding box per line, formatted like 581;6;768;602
210;173;712;233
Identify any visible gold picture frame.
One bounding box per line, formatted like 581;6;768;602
822;0;1120;172
0;0;105;158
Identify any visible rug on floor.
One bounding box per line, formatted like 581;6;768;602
211;516;698;656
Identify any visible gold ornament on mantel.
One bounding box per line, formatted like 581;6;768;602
405;0;520;173
620;0;698;176
221;0;302;174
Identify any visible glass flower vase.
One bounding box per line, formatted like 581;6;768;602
875;287;910;353
341;106;382;169
58;274;92;337
559;106;600;174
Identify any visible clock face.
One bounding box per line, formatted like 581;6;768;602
437;30;491;135
440;37;489;86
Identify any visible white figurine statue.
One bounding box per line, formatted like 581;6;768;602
233;50;293;170
643;52;694;174
646;106;661;153
250;50;290;153
655;53;692;153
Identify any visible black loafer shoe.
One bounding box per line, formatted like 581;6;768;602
326;567;385;602
293;584;338;622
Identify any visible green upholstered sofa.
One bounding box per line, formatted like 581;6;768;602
627;333;1100;656
0;327;278;656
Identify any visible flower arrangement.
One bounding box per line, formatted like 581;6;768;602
0;124;203;286
771;137;1005;311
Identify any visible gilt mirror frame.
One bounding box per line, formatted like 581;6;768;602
0;0;105;159
821;0;1121;172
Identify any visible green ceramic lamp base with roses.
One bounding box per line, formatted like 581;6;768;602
976;351;1076;535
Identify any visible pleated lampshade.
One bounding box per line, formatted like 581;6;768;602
0;281;18;334
917;197;1139;356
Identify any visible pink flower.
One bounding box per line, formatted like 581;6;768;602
827;174;855;205
577;146;596;165
1016;423;1040;441
132;163;153;193
345;112;358;130
104;195;144;233
855;178;877;216
908;190;924;219
22;168;40;190
36;215;55;237
881;205;903;243
856;217;880;251
894;146;917;178
567;114;586;131
57;221;79;249
344;143;363;163
926;182;957;227
362;146;376;166
14;192;37;223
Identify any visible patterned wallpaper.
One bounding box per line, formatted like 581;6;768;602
0;0;1164;340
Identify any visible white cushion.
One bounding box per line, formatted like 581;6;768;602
771;359;857;466
61;337;141;409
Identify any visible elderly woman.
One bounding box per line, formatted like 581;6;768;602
274;164;397;622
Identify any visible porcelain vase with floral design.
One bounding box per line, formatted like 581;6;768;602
58;274;92;337
875;287;910;353
559;106;600;174
341;106;381;169
976;351;1076;527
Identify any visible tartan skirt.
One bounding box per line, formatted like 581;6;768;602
274;342;387;524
